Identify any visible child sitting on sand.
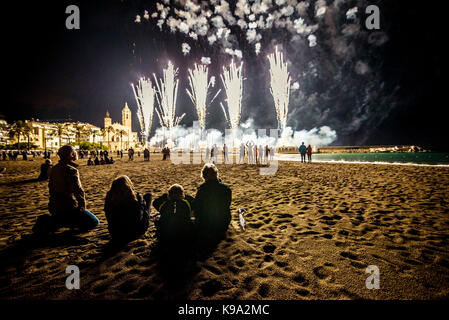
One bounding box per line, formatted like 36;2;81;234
104;175;151;242
153;184;195;246
37;159;52;181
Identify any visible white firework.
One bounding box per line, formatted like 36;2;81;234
186;63;221;132
220;60;244;130
268;46;292;131
131;77;156;148
153;61;185;132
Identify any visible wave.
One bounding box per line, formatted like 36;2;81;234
275;155;449;167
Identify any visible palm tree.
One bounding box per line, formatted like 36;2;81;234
83;128;92;143
106;126;115;151
8;120;25;150
100;128;106;150
74;124;85;144
117;129;127;151
56;123;65;148
22;124;32;150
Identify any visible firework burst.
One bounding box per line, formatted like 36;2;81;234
153;61;185;132
220;60;244;130
268;46;292;131
186;63;221;132
131;77;156;147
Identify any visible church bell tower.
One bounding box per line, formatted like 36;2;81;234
104;110;112;128
122;102;132;129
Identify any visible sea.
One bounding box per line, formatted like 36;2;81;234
276;152;449;167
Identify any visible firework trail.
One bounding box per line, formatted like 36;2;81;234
268;46;291;131
131;77;156;147
220;60;244;130
186;63;221;132
153;61;185;132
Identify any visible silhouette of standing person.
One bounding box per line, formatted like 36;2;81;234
307;145;312;163
299;142;307;163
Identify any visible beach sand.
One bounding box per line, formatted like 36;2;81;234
0;155;448;299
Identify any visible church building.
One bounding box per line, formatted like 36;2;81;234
103;102;139;151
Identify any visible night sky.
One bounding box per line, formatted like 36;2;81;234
3;0;447;150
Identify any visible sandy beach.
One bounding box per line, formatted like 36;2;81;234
0;155;448;299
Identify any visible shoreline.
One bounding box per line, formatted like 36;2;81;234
275;158;449;168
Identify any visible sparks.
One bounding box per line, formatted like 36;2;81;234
220;60;244;130
268;46;292;131
153;61;185;133
131;77;156;148
186;63;221;132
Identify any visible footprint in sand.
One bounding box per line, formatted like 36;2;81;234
262;244;276;254
203;264;222;275
313;263;337;281
200;279;224;297
257;282;270;298
293;272;310;286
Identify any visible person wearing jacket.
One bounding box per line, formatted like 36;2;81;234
299;142;307;163
153;184;195;245
194;163;232;240
104;175;151;242
48;145;100;231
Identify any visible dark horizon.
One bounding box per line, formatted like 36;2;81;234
3;0;447;151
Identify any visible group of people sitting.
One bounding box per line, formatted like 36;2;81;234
87;155;115;166
33;145;232;254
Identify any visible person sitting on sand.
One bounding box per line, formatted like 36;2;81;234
100;156;105;165
87;157;94;166
33;145;100;235
37;159;52;181
194;163;232;240
143;148;150;161
153;184;195;246
104;175;151;242
109;156;114;164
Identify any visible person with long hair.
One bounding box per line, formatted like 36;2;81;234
104;175;151;242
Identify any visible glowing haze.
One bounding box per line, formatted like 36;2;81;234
268;46;292;131
131;77;155;148
220;60;244;130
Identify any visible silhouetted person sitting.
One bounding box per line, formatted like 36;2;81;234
104;175;151;243
38;159;52;181
87;158;94;166
100;156;105;165
143;148;150;161
33;145;100;235
194;163;232;241
153;184;195;248
94;156;100;165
